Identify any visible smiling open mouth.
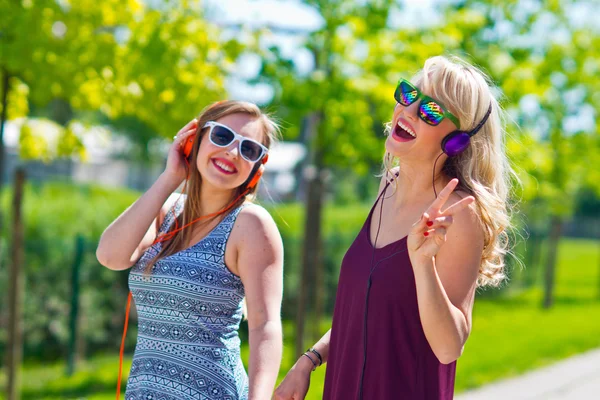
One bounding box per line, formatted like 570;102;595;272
212;158;237;174
393;120;416;140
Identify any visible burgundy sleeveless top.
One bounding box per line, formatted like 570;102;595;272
323;183;456;399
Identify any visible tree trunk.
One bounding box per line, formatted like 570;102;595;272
0;68;10;397
524;227;543;287
295;113;323;358
295;22;336;357
0;69;11;270
542;215;563;309
6;167;25;400
0;68;10;190
312;169;327;344
49;98;74;126
597;229;600;300
67;235;85;376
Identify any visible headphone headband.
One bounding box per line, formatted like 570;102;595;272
468;103;493;137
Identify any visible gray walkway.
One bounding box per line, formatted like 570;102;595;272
456;348;600;400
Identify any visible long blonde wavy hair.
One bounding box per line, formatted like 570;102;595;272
384;55;517;287
145;100;280;273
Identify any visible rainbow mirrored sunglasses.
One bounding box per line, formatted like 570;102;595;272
394;79;460;129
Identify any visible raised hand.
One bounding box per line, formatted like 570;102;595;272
407;179;475;265
164;118;198;183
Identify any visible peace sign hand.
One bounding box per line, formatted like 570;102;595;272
407;179;475;265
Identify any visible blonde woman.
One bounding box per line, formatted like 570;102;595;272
97;101;284;400
274;56;514;399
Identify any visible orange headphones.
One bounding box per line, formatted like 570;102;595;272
246;153;268;189
182;134;195;160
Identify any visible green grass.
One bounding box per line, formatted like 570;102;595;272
1;238;599;399
267;202;372;237
456;293;600;391
456;238;600;391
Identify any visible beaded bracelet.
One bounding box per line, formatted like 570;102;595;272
302;353;317;371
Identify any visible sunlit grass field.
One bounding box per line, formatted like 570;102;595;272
1;238;599;399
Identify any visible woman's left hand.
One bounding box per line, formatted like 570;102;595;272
408;179;475;265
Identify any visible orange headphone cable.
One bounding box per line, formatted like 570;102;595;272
116;291;132;399
115;178;249;399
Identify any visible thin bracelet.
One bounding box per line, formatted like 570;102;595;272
308;347;323;366
302;353;317;371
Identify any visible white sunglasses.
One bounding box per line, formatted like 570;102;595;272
204;121;268;163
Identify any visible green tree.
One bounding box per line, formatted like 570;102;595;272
0;0;141;187
0;1;236;390
257;2;599;351
104;5;240;143
448;0;599;307
258;0;402;356
256;0;498;355
1;0;236;175
1;2;136;394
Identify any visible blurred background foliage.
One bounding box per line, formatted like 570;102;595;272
0;0;599;398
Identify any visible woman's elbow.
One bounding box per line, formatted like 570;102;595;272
96;234;110;265
248;319;283;341
96;244;110;267
96;245;132;271
435;346;463;365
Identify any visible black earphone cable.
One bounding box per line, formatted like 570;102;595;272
358;178;410;400
432;152;444;198
355;104;491;398
358;182;386;400
357;160;441;399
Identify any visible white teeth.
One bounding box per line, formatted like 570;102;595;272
398;120;416;137
215;160;234;172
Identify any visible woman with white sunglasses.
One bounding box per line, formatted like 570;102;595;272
97;100;284;400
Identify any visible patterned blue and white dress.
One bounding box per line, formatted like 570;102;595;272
126;198;249;400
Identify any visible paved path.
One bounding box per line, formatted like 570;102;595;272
456;348;600;400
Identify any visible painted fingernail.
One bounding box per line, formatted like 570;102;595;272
426;221;433;227
424;232;429;237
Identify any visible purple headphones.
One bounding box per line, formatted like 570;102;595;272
441;104;493;157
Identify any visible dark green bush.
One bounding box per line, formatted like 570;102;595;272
0;182;371;361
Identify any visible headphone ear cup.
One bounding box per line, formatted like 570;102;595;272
182;134;196;159
442;131;471;157
247;165;264;189
246;156;268;189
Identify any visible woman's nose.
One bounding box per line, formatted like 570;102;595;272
403;101;420;122
226;141;240;158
